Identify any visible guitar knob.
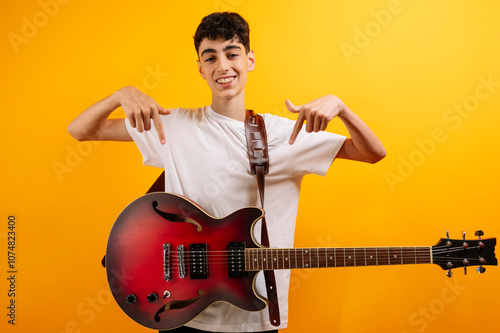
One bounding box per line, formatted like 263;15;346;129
446;269;453;278
475;230;484;239
476;266;486;274
126;294;137;304
147;292;159;303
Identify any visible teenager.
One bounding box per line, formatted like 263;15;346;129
68;12;385;333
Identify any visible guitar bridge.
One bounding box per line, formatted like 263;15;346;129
228;242;247;278
163;243;172;281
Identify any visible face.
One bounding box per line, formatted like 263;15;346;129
197;37;255;101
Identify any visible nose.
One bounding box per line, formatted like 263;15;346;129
216;57;230;73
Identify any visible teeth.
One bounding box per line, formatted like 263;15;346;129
217;77;235;84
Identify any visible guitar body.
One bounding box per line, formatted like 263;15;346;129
106;192;267;330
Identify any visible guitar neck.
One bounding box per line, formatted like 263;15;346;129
245;247;432;271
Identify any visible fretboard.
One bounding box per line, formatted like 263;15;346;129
245;247;432;271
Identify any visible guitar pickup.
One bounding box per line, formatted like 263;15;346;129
228;242;247;278
189;244;208;279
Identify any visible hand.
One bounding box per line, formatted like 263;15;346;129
286;94;345;144
114;86;171;144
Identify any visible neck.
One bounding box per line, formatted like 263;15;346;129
210;91;246;122
245;246;432;271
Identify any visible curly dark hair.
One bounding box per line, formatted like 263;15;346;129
194;12;250;55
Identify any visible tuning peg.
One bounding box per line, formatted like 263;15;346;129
475;230;484;239
447;269;453;278
462;231;466;239
476;266;486;274
464;266;467;275
463;259;469;275
446;230;450;239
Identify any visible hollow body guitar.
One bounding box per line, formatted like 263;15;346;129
105;192;497;330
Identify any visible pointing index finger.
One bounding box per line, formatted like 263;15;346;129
289;111;305;145
151;110;166;145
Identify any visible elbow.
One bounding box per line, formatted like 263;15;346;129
67;122;87;141
367;147;387;164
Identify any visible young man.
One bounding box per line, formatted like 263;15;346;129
68;12;385;333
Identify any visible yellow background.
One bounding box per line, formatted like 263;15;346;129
2;0;499;332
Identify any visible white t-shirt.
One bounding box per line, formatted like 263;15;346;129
125;105;345;332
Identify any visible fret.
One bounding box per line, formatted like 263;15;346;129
308;248;312;268
354;248;365;267
364;248;367;266
310;248;319;268
324;248;328;268
402;247;415;265
272;248;278;270
252;248;256;270
389;247;402;265
344;248;355;267
334;248;337;267
336;248;345;267
255;246;264;270
263;249;268;270
247;248;250;271
378;247;389;266
303;249;310;268
298;248;305;269
289;248;297;269
365;247;377;266
416;247;431;264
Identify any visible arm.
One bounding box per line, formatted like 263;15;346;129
68;86;170;144
287;94;386;163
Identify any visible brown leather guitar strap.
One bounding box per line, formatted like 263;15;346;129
245;109;281;327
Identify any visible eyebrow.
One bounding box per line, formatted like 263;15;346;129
200;44;242;57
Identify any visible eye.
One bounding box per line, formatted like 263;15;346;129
204;56;215;63
228;53;238;59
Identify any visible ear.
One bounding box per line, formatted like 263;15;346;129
247;50;256;72
197;59;206;80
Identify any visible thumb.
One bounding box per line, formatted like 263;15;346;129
285;99;301;113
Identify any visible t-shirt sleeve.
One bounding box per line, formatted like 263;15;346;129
124;113;174;168
265;114;346;177
290;129;346;176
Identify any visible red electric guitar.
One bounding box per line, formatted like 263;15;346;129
105;192;497;330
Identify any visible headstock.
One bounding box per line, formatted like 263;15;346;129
432;230;497;277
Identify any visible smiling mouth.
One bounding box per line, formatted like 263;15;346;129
216;76;236;84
